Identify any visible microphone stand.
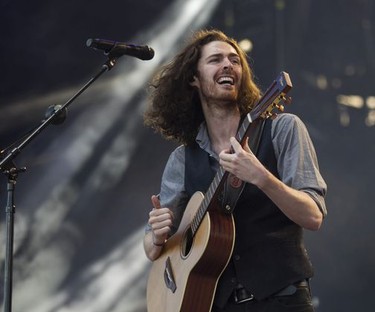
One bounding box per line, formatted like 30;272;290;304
0;51;121;312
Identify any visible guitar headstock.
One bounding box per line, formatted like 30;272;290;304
235;71;294;145
251;71;293;121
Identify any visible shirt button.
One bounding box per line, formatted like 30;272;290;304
231;278;237;284
234;254;240;261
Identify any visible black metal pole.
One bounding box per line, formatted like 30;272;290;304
1;55;118;312
3;169;18;312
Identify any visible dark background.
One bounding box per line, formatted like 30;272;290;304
1;0;374;311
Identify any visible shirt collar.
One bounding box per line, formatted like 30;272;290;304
195;122;218;159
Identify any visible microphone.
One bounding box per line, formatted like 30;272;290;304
86;38;155;60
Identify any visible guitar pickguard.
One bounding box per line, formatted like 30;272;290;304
164;257;177;293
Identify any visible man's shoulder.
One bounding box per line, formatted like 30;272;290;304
274;112;301;123
168;145;186;164
272;113;305;130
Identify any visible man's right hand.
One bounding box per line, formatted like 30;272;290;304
148;195;173;246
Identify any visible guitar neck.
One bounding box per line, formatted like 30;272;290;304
190;167;228;235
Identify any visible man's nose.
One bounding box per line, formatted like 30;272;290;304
222;57;233;69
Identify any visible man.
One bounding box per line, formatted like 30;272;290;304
143;29;327;312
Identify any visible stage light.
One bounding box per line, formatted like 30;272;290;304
366;96;375;109
316;75;328;90
336;94;364;109
337;94;375;127
239;38;253;53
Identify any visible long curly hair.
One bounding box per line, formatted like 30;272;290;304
144;29;261;146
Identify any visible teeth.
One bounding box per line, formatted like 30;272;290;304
217;76;234;84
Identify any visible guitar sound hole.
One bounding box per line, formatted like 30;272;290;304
181;227;193;258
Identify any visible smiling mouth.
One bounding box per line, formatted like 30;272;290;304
217;76;234;85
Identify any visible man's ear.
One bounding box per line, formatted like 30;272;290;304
190;75;199;88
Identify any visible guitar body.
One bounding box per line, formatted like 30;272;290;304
147;191;235;312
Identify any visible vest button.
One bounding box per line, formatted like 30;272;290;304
234;254;240;261
231;278;237;284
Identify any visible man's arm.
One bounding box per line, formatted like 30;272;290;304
219;137;323;230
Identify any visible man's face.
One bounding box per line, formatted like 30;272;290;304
191;40;243;106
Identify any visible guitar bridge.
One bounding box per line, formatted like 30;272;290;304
164;257;177;293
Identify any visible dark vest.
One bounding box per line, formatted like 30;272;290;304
185;118;314;308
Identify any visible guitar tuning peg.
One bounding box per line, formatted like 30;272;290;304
265;111;275;119
276;104;285;112
283;96;292;105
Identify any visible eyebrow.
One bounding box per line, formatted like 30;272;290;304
205;52;240;60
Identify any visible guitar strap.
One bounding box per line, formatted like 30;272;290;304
221;117;267;214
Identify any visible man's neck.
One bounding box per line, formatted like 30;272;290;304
202;102;241;155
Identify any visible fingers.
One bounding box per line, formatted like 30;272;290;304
149;209;173;228
242;137;251;152
230;137;252;153
229;137;241;152
148;194;173;245
149;194;173;221
219;137;255;177
219;137;244;163
151;194;161;209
